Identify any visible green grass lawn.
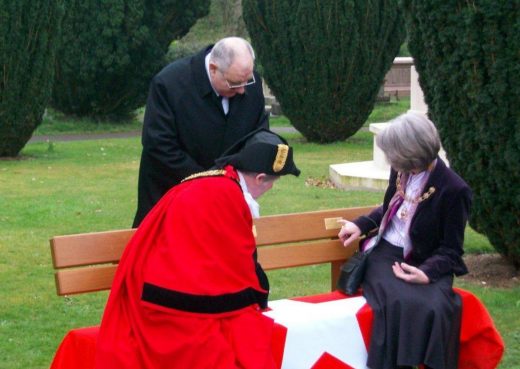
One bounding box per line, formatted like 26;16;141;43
2;102;518;368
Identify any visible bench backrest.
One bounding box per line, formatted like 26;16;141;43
50;206;375;296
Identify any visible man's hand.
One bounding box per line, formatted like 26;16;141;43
392;262;430;284
338;219;361;247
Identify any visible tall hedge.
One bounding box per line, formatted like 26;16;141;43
0;1;64;157
243;0;405;143
401;1;520;266
52;0;210;119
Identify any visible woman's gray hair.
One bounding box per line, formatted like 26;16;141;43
376;112;441;173
209;37;255;71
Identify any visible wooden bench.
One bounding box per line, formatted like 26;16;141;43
50;206;374;296
49;205;504;369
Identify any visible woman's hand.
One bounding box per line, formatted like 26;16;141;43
338;219;361;247
392;262;430;284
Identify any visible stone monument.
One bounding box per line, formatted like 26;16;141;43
329;63;447;190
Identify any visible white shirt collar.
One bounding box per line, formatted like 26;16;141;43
238;171;260;219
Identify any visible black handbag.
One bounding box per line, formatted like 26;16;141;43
336;247;374;295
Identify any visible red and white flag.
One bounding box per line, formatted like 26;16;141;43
264;290;504;369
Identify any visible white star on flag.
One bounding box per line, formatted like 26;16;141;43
264;296;369;369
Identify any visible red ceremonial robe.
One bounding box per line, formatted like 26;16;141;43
95;167;276;369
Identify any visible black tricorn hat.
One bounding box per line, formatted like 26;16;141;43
215;128;300;176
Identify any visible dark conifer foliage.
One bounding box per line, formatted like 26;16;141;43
0;1;64;157
52;0;210;119
243;0;405;142
401;1;520;266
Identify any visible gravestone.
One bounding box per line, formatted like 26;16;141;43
329;62;448;190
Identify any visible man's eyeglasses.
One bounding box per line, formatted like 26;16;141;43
221;70;256;89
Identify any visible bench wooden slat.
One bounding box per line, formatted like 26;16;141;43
55;265;117;295
258;239;356;270
50;207;373;269
51;206;376;296
50;229;135;268
54;239;358;296
254;207;372;245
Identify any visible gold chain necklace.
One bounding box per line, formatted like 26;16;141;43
396;172;436;219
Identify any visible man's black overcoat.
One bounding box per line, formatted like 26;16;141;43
133;45;268;226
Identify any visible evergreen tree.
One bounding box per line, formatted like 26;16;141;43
52;0;210;119
243;0;405;142
401;1;520;266
0;1;64;157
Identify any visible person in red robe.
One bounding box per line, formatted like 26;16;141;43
95;129;300;369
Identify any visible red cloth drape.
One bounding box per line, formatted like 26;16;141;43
51;289;504;369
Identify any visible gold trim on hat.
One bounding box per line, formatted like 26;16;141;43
273;144;289;173
181;169;226;183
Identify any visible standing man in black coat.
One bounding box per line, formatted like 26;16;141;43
133;37;269;227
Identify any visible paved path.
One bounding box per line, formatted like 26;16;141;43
29;130;142;143
28;127;298;143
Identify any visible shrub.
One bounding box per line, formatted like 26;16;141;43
242;0;405;143
0;1;64;157
401;1;520;266
52;0;210;120
166;41;209;64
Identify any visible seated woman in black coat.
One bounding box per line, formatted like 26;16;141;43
339;112;472;369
